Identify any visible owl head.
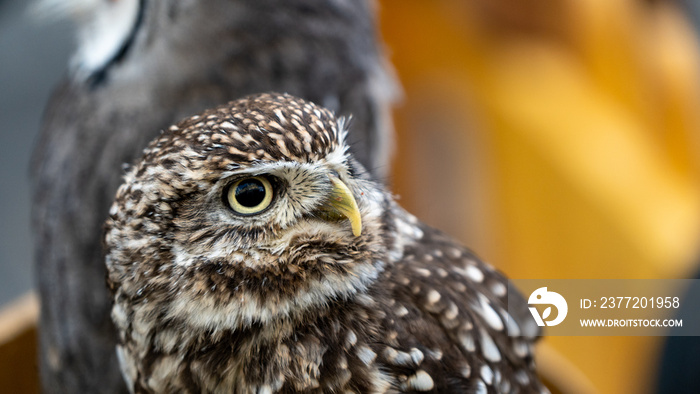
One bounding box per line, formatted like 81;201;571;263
105;93;388;334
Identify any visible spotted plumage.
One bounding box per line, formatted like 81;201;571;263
105;93;546;393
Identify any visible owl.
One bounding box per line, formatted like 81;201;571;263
33;1;396;391
105;93;545;393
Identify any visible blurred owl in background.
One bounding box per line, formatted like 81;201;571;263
32;0;396;392
105;93;544;393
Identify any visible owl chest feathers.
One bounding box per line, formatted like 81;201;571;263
116;294;401;393
113;209;541;393
111;211;394;393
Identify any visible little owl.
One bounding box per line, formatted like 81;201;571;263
105;93;545;393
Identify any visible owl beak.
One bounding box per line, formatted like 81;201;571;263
321;174;363;237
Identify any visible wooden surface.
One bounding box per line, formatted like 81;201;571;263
0;292;40;394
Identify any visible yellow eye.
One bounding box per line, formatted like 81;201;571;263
226;176;274;215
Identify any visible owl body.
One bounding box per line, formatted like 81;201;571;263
105;94;544;393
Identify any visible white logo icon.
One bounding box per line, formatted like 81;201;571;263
528;287;568;327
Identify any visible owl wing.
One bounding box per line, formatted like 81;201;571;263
370;208;545;393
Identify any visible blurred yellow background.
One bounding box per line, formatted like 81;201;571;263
380;0;700;393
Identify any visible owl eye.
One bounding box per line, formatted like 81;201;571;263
226;176;274;215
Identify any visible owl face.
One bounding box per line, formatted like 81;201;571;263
105;93;387;333
170;150;363;261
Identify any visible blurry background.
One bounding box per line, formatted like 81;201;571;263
381;1;700;393
3;0;700;393
0;0;71;305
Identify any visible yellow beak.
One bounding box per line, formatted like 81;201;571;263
320;174;362;237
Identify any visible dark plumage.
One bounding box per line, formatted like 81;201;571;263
32;1;396;392
105;93;545;393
